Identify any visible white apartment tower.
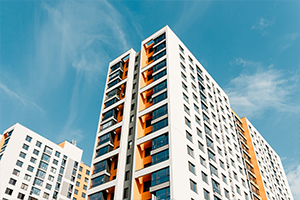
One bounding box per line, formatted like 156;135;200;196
0;123;83;200
87;26;293;200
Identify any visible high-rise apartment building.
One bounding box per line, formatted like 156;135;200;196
0;123;83;200
74;162;91;200
87;26;293;200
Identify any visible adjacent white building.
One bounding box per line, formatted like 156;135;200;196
87;25;293;200
0;123;83;200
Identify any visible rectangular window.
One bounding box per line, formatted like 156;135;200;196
198;141;204;152
182;82;188;91
184;105;190;115
25;135;32;142
204;189;210;200
24;174;31;181
212;179;220;194
200;156;206;167
210;164;218;177
22;144;29;150
19;152;26;159
185;117;191;128
16;160;23;167
202;172;208;183
151;167;169;186
181;72;187;81
183;93;189;103
187;146;194;157
190;179;197;193
186;131;192;142
188;162;195;174
222;174;227;183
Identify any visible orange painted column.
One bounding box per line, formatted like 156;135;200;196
240;117;267;200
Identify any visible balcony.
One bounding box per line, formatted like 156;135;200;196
96;128;121;156
140;59;167;89
92;155;118;183
139;79;168;112
100;105;124;132
135;133;169;171
88;187;115;200
142;33;166;68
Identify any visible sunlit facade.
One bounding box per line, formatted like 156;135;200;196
87;26;293;200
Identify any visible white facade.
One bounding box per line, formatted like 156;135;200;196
0;123;83;200
245;119;293;200
87;25;293;200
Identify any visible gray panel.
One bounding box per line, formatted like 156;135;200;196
64;158;75;180
61;181;69;196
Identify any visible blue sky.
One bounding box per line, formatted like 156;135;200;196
1;0;299;197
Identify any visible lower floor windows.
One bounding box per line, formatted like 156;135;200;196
152;187;170;200
151;167;169;186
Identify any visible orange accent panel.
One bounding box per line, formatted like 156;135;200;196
137;114;153;139
58;141;66;148
139;89;154;112
135;141;152;171
74;162;90;200
141;41;154;69
109;157;118;181
133;174;151;200
241;117;267;200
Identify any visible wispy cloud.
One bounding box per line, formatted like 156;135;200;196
282;33;299;50
286;164;300;200
0;81;44;113
251;18;274;35
32;0;136;142
226;59;300;117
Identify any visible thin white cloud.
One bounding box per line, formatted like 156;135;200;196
286;164;300;199
251;18;274;35
282;33;299;50
0;81;44;113
226;59;300;117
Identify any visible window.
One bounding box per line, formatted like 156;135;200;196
21;183;28;190
33;178;43;186
190;179;197;193
30;157;36;164
195;116;201;125
193;93;198;102
55;151;60;157
181;72;187;81
126;155;131;164
17;193;25;200
192;83;197;91
222;174;227;183
197;128;202;138
217;147;222;155
210;164;218;177
151;167;169;186
12;169;20;176
48;175;54;182
19;152;26;159
185;117;191;128
9;178;17;185
16;160;23;167
187;146;194;157
50;167;56;173
220;160;224;169
184;105;190;115
85;177;88;183
83;185;87;190
78;174;81;179
180;54;185;63
212;179;220;194
36;141;42;147
22;144;29;150
188;162;195;174
204;189;210;200
33;149;39;155
27;165;34;172
179;45;184;54
200;156;206;167
225;189;229;199
41;154;50;162
183;93;189;103
198;141;204;152
123;188;129;198
236;185;241;194
233;172;238;180
25;135;32;142
125;171;130;181
81;193;86;198
46;183;52;190
5;188;13;195
204;124;212;137
186;131;192;142
24;174;31;181
194;104;199;113
74;189;78;195
208;150;215;161
202;172;208;183
182;82;188;91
